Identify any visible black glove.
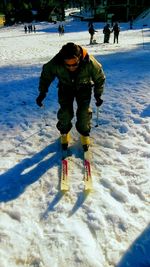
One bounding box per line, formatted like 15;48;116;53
95;96;103;107
36;92;46;107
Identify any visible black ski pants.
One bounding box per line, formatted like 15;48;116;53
56;83;92;136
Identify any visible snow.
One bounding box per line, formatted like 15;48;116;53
0;10;150;267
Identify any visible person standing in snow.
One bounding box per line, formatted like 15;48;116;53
24;25;27;34
103;23;111;43
88;23;97;44
36;42;105;151
61;25;64;35
112;22;120;43
33;25;36;33
58;25;62;36
58;25;65;36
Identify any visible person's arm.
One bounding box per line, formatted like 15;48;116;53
39;59;56;94
36;58;57;107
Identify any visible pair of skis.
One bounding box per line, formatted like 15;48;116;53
60;149;93;192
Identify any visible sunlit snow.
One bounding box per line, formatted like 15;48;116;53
0;9;150;267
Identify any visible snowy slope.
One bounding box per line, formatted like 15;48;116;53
0;14;150;267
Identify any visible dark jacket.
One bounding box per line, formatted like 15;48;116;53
103;24;111;35
88;25;95;35
39;46;105;98
113;23;120;35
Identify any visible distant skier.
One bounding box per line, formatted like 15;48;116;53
36;42;105;151
88;23;97;44
58;25;62;36
103;23;111;43
112;22;120;43
24;25;27;34
58;24;65;36
33;25;36;33
61;25;64;35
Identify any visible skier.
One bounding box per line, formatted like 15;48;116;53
36;42;105;151
58;25;65;36
24;25;27;34
33;25;36;33
112;22;120;43
88;23;97;44
103;23;111;43
61;25;64;35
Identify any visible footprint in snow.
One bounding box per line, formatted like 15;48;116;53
101;178;128;203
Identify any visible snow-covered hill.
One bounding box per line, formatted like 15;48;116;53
0;14;150;267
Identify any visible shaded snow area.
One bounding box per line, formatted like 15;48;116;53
0;11;150;267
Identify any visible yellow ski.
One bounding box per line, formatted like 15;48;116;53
60;159;69;191
84;151;93;191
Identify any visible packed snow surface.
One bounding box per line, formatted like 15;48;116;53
0;10;150;267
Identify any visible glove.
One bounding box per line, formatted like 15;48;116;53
36;92;46;107
95;96;103;107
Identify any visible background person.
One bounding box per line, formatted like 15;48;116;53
88;23;97;44
112;22;120;43
103;23;111;43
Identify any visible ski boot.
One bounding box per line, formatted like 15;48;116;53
61;133;70;150
80;135;90;152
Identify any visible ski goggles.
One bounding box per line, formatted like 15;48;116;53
64;58;80;68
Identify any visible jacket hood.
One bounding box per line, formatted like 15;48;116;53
81;47;88;59
80;46;89;63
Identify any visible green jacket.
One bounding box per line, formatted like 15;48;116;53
39;46;105;98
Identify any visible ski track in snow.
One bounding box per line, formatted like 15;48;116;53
0;13;150;267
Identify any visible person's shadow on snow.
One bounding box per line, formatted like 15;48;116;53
0;139;60;202
116;224;150;267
